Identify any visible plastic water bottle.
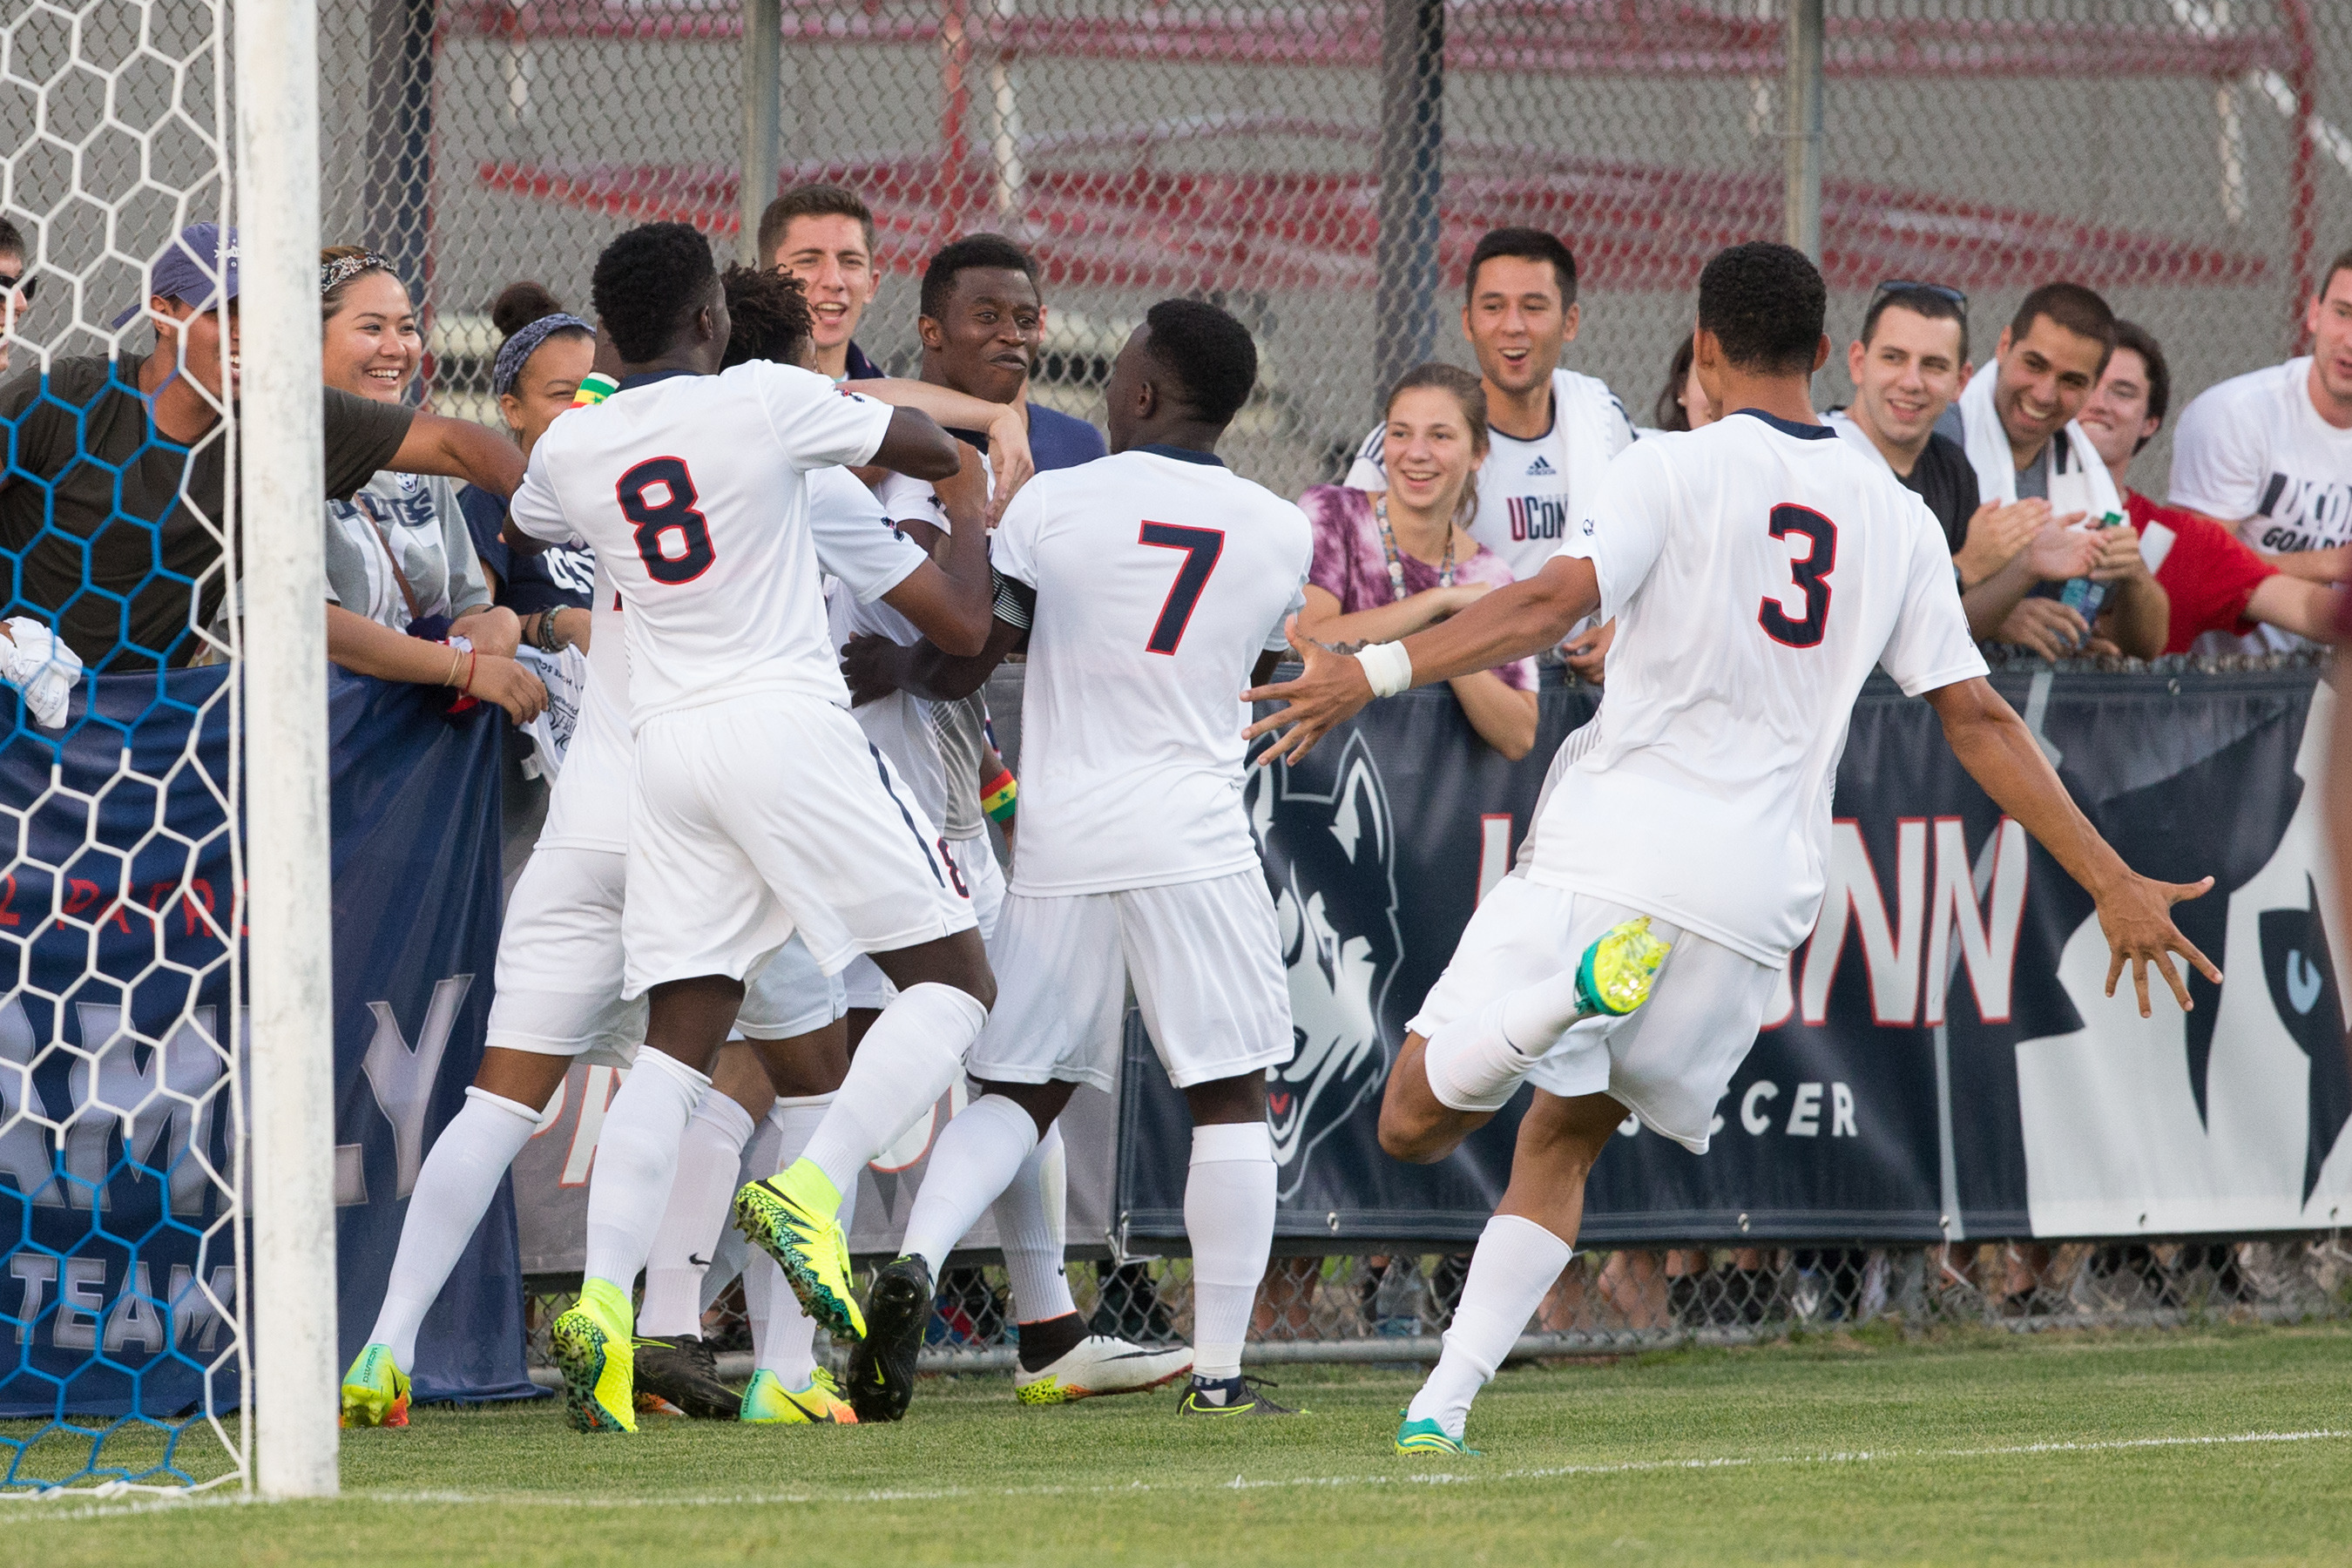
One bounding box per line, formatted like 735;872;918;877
2058;510;2128;645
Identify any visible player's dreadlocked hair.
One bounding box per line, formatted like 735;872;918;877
591;221;718;364
1141;298;1257;426
719;263;814;368
920;233;1038;321
1696;240;1825;377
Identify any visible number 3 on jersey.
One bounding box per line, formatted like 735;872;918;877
1759;504;1835;647
618;456;716;585
1139;522;1225;654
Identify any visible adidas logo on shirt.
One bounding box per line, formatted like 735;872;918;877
1525;455;1557;476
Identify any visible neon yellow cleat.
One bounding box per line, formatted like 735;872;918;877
733;1159;867;1342
740;1366;859;1425
340;1342;409;1429
549;1277;638;1434
1574;916;1672;1017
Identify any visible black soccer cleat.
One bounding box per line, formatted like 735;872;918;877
630;1333;740;1421
846;1254;933;1423
1174;1373;1300;1417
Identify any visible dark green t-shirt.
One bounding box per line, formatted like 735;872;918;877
0;356;413;670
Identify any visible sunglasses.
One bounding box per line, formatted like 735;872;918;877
0;272;35;301
1870;279;1966;310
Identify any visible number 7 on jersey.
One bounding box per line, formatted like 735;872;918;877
1139;521;1225;654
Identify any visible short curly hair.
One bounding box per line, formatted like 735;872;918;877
719;263;815;369
591;221;718;364
920;233;1038;321
1141;298;1257;426
1697;241;1825;376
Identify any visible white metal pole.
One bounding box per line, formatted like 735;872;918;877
1782;0;1823;261
741;0;783;264
234;0;338;1502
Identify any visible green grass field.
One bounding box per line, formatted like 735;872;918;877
11;1323;2352;1565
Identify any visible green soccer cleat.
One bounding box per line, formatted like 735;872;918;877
339;1342;410;1429
1573;915;1672;1018
1394;1412;1480;1456
740;1366;859;1425
733;1159;866;1342
549;1277;638;1434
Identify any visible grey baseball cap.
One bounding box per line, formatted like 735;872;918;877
110;222;240;328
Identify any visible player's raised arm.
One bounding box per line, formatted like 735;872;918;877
1923;674;2220;1016
855;376;1033;518
1241;551;1599;767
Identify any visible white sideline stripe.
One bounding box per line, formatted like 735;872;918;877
17;1427;2348;1521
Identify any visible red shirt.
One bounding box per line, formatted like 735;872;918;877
2126;490;2277;654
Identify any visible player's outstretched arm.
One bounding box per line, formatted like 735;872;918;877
1241;554;1600;767
844;617;1023;706
854;378;1033;519
393;410;525;499
873;442;996;657
1924;675;2220;1017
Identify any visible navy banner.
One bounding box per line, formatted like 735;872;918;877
1117;668;2352;1246
2;668;536;1417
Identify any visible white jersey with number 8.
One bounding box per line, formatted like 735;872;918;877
1535;409;1987;964
989;445;1312;896
509;362;894;726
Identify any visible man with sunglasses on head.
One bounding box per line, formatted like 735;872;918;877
0;218;34;380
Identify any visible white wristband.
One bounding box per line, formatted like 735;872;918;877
1355;640;1413;699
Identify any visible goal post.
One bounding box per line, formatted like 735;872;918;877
233;0;336;1503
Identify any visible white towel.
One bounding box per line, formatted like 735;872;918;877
3;618;83;730
1954;363;2120;520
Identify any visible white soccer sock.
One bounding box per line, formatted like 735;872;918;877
798;982;985;1197
752;1093;835;1383
637;1089;755;1338
368;1086;540;1370
900;1092;1037;1277
1406;1213;1572;1436
995;1121;1077;1322
1184;1122;1276;1382
581;1048;712;1296
698;1097;785;1315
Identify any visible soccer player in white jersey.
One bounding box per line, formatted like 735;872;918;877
1345;227;1634;582
497;223;1036;1434
835;300;1312;1420
1247;242;2222;1456
339;253;1030;1434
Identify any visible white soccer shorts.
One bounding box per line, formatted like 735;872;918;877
624;691;977;998
968;868;1294;1094
841;832;1006;1010
486;846;844;1063
1405;877;1778;1153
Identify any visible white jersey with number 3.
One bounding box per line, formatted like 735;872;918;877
990;446;1311;896
1535;409;1987;963
509;362;895;725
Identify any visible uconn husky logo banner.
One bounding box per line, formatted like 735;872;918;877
2;670;534;1417
1118;668;2352;1244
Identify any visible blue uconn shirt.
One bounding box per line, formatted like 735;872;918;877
460;483;598;614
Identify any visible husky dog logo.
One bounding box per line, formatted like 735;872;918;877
1246;732;1404;1200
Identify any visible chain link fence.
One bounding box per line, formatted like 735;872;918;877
312;0;2352;490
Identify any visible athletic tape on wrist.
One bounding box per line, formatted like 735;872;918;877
1356;640;1413;698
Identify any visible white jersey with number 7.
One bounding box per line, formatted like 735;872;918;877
1532;409;1989;965
989;445;1311;897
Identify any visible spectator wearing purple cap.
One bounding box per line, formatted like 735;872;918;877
0;222;524;671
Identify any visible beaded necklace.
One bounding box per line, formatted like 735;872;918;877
1374;490;1454;605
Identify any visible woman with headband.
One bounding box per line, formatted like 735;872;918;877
459;282;598;659
315;246;547;724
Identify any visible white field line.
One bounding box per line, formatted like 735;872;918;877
17;1427;2349;1522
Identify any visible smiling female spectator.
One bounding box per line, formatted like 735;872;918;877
314;247;544;724
1295;364;1538;759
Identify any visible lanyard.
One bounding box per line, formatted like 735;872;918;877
1374;491;1453;604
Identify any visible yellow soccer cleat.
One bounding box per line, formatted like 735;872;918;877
734;1159;866;1342
740;1366;859;1425
1573;916;1672;1018
339;1342;410;1429
549;1277;638;1434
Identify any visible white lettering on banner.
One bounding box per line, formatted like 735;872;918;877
1786;1082;1824;1136
357;974;477;1200
0;996;53;1200
1475;814;1513;905
1801;820;1925;1025
1925;817;2029;1025
1832;1081;1858;1138
1787;816;2027;1029
562;1064;621;1186
9;1254;55;1344
52;1255;106;1348
166;1262;238;1353
1741;1079;1857;1137
102;1260;165;1355
1741;1080;1779;1133
61;1004;230;1215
